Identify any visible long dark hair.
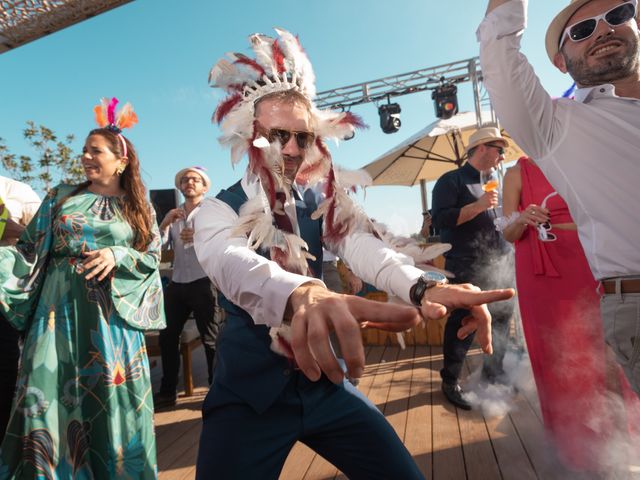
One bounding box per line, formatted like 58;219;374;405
57;128;152;251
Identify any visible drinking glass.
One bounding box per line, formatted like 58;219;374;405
183;218;194;249
479;164;504;210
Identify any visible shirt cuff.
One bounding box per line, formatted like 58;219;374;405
476;0;527;42
385;264;423;305
258;271;325;328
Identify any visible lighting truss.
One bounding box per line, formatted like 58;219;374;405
315;56;496;127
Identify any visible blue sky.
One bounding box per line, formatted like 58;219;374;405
0;0;572;235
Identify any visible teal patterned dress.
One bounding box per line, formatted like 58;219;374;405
0;184;165;479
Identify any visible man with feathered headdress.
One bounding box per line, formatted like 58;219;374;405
193;28;514;478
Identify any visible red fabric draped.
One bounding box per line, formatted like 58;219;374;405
515;158;640;471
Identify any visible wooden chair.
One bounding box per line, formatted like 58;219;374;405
145;319;201;396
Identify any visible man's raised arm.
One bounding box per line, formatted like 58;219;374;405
478;0;558;160
486;0;512;15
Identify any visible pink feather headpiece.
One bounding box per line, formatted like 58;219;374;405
93;97;138;157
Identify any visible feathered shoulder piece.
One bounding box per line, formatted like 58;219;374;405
93;97;138;133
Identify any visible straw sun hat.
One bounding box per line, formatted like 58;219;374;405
174;166;211;189
466;126;510;152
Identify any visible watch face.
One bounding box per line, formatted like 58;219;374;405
421;271;448;284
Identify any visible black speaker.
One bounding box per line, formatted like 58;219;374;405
150;189;181;225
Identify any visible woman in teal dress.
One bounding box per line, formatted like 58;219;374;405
0;100;165;479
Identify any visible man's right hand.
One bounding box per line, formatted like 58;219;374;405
160;208;185;230
476;191;499;211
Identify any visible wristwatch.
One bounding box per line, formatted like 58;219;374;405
410;271;448;306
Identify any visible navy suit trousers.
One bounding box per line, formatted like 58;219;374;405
196;372;425;480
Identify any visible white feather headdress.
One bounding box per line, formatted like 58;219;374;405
209;28;371;255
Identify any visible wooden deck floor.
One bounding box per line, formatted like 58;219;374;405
152;344;598;480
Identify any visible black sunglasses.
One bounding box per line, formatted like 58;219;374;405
260;127;316;150
485;143;505;156
560;1;637;49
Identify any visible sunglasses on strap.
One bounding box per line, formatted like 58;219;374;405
537;192;559;242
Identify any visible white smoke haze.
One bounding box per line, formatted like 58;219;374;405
454;235;640;477
462;348;535;418
462;347;640;478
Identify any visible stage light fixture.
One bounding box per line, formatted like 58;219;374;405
378;103;401;134
432;83;458;119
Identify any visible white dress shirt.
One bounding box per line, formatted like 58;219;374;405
161;202;208;283
478;0;640;280
193;171;422;327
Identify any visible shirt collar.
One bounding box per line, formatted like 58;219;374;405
462;161;481;180
574;84;616;103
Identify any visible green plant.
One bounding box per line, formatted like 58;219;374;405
0;121;85;194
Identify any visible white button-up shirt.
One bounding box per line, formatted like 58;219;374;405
0;176;41;224
161;202;208;283
478;0;640;280
193;171;421;327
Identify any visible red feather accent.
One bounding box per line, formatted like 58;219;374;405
339;112;368;129
296;140;329;185
233;55;266;77
321;166;351;245
272;40;286;74
271;247;306;276
274;330;295;359
296;161;326;186
315;137;330;158
323;167;338;240
214;93;243;124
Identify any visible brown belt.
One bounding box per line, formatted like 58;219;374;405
602;279;640;294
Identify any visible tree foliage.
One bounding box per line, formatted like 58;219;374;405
0;121;85;194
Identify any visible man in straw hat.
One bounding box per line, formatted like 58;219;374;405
192;28;514;478
432;127;516;410
153;166;221;409
478;0;640;395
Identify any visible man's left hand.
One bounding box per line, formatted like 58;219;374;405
422;283;514;354
286;282;514;384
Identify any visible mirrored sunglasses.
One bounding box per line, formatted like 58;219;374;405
265;128;316;150
559;1;637;49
